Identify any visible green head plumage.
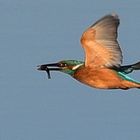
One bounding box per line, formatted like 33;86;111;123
37;60;84;78
59;60;84;75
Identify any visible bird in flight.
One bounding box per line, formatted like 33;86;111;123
37;13;140;90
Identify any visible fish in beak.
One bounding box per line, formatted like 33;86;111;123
37;63;62;79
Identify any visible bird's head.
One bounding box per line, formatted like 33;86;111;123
37;60;84;79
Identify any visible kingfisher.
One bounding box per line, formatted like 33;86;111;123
37;13;140;90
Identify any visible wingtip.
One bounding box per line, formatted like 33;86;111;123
110;12;119;19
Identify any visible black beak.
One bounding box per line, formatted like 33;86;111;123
37;63;62;79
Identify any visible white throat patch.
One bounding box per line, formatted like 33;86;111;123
72;64;83;70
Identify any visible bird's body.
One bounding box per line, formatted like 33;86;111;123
37;13;140;90
74;65;140;89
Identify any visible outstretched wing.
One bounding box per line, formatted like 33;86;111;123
81;14;122;68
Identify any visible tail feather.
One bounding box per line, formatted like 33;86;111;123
119;61;140;74
131;61;140;70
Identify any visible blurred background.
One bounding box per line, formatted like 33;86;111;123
0;0;140;140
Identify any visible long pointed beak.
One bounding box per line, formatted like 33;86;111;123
37;63;62;79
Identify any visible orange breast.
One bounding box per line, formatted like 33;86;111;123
74;66;140;89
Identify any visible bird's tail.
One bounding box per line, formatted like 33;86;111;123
117;61;140;89
119;61;140;74
130;61;140;70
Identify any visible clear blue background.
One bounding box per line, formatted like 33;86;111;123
0;0;140;140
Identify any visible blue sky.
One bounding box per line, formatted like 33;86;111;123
0;0;140;140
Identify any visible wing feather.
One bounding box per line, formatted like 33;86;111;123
81;13;122;68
